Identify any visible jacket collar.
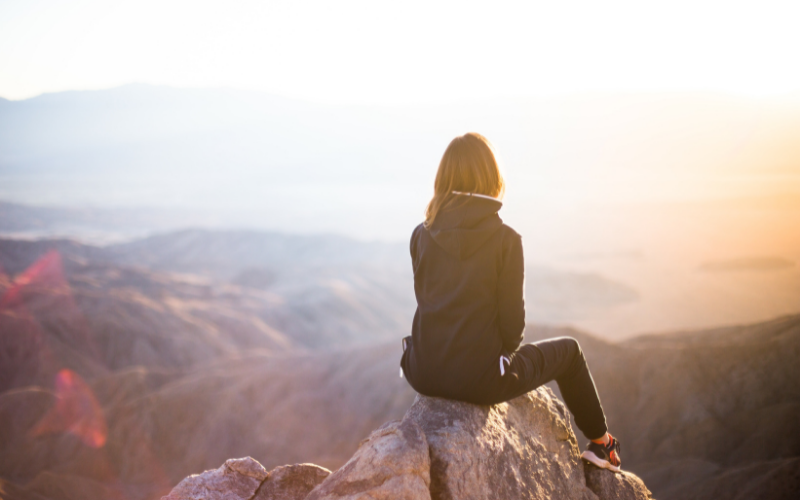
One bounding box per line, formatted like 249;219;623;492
451;190;501;202
429;194;503;260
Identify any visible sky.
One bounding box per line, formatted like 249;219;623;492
2;0;800;103
1;0;799;336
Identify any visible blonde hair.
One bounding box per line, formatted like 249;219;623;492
424;132;505;228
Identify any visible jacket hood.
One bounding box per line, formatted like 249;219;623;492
429;195;503;260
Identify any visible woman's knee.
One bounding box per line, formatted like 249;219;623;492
550;337;587;380
557;336;585;362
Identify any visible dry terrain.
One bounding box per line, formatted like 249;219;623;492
1;235;798;500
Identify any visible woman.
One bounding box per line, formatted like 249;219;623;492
399;132;622;472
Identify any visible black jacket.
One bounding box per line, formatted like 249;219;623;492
400;194;526;404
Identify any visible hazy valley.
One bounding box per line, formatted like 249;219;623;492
1;85;799;500
1;228;798;500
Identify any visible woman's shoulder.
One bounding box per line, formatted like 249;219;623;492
410;222;427;242
409;222;427;257
497;223;522;242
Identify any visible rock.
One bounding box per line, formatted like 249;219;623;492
162;458;331;500
584;464;654;499
166;387;652;500
255;463;331;500
306;419;431;500
403;388;595;500
308;387;651;500
162;457;268;500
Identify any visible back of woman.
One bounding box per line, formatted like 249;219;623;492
399;132;624;474
404;185;524;405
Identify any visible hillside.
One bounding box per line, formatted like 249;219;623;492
1;233;798;499
0;231;647;347
0;235;415;354
525;317;800;500
3;310;798;499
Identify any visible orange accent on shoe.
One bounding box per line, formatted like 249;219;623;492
591;433;611;445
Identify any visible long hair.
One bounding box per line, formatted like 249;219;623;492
424;132;505;228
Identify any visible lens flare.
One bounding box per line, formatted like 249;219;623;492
30;369;108;448
0;250;66;309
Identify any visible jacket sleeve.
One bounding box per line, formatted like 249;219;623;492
497;231;526;353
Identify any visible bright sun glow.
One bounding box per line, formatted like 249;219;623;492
1;0;800;103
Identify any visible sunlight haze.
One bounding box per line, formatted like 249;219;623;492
1;0;799;339
2;0;800;102
2;5;800;498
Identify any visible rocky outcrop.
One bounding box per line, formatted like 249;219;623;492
405;389;591;500
162;458;267;500
256;464;332;500
585;464;653;500
162;457;330;500
305;419;431;500
163;387;652;500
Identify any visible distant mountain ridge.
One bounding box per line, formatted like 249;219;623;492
109;228;409;279
3;84;799;219
0;234;414;360
2;255;797;500
0;84;413;183
1;228;797;499
0;229;641;337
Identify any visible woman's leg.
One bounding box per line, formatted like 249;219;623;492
511;336;608;440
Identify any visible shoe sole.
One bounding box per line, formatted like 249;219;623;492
581;451;621;473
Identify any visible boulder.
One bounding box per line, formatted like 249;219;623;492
584;463;654;500
307;387;651;500
305;419;431;500
256;463;332;500
403;389;594;500
164;387;653;500
162;457;330;500
162;457;267;500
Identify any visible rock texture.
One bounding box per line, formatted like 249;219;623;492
256;464;331;500
305;388;651;500
404;389;593;500
305;419;431;500
165;387;652;500
163;458;268;500
585;464;653;500
162;458;330;500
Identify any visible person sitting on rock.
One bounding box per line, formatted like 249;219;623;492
399;132;622;472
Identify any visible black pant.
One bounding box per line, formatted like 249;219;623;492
503;337;608;440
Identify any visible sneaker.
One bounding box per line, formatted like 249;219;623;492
581;434;622;472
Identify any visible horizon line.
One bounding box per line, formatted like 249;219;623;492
4;82;800;106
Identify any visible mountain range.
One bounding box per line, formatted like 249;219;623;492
1;231;798;500
3;85;799;240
